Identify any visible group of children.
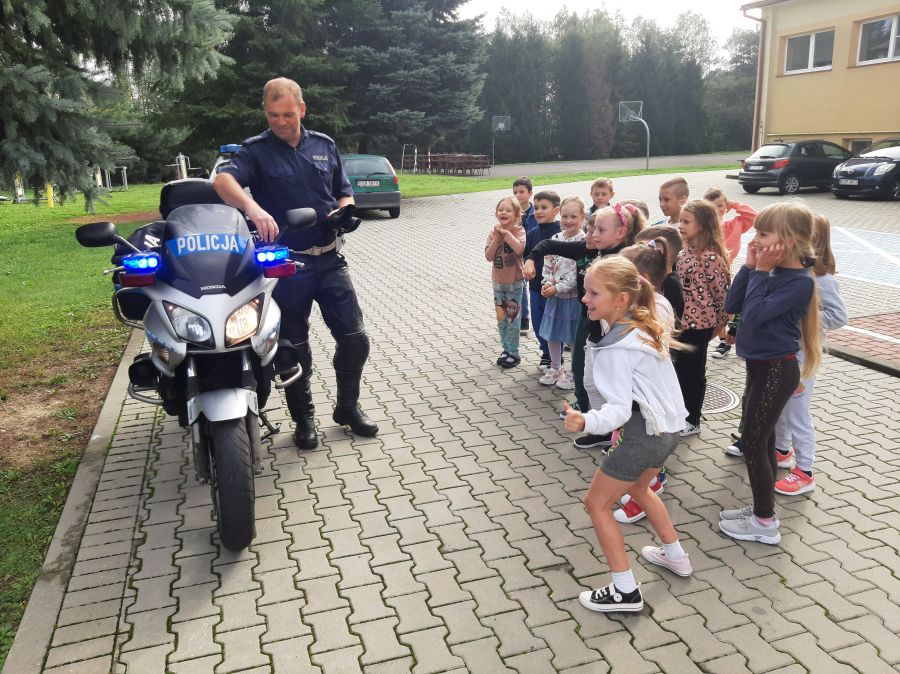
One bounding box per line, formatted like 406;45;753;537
485;174;847;612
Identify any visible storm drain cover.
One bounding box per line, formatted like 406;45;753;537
702;382;740;414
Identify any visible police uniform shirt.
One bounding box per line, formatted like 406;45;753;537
221;127;353;249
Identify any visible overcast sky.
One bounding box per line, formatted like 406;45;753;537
460;0;760;47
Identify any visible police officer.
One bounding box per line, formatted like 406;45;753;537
213;77;378;449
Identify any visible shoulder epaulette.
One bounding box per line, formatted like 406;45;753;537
242;131;269;145
306;129;336;145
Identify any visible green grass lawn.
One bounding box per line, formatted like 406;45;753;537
0;161;736;666
396;163;738;198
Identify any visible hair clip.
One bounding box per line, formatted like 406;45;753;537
800;255;816;268
647;239;657;249
612;203;629;229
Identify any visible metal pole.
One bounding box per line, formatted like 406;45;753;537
492;131;496;167
636;118;650;170
400;145;407;174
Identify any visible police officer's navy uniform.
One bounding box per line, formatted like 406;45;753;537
221;127;377;447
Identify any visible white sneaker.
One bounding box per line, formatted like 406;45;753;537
680;423;701;437
539;367;562;386
555;371;576;390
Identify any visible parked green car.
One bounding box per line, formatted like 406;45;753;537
343;154;401;218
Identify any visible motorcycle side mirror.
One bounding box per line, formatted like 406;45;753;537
75;221;121;248
284;208;318;230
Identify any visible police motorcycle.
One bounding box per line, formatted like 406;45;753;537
75;178;316;551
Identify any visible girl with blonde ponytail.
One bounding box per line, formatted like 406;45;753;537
564;256;691;613
720;202;819;546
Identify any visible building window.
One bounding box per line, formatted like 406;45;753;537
859;15;900;64
785;30;835;73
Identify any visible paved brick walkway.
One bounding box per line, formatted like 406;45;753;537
7;172;900;674
829;312;900;376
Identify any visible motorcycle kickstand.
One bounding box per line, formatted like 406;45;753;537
259;409;281;441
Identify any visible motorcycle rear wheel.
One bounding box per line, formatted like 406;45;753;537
208;417;256;551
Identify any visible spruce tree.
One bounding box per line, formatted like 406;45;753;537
0;0;233;200
163;0;356;162
340;0;486;156
466;14;553;163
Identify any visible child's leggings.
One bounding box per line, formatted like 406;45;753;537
742;357;800;519
571;313;590;411
494;282;523;356
774;375;815;472
673;327;715;426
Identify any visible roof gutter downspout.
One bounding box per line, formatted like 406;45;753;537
744;7;765;152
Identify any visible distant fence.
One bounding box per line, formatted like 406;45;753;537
402;153;491;176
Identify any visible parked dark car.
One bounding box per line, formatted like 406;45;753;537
831;139;900;200
738;140;852;195
343;154;401;218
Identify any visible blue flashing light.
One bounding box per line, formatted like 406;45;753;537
123;252;160;274
219;143;241;155
255;246;290;266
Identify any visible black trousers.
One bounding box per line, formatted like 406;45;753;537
274;252;370;416
742;358;800;519
674;327;715;426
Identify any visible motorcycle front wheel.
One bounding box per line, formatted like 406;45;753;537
208;417;256;551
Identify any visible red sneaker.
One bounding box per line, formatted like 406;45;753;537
614;499;646;523
775;447;795;469
774;467;815;495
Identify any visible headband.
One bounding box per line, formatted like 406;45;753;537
613;202;636;229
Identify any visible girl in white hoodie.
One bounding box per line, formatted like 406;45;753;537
563;256;690;613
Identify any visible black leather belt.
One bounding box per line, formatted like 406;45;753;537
292;241;336;256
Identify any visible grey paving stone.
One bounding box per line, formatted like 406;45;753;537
216;589;264;632
263;635;321;673
311;645;364;673
398;626;464;674
168;654;223;674
215;624;269;672
450;637;515;673
169;615;221;663
43;655;114;674
588;629;660;674
258;598;312;643
306;607;361;655
384;591;443;635
172;581;220;624
121;605;176;652
257;567;303;605
117;643;173;674
356;617;411;665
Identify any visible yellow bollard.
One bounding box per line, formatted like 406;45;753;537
46;183;55;208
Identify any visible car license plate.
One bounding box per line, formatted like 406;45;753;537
356;180;380;187
747;165;765;171
838;178;858;186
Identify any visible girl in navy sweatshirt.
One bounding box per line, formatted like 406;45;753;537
720;203;821;545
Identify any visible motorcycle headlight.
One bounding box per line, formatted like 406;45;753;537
873;163;894;176
164;303;213;345
226;295;263;347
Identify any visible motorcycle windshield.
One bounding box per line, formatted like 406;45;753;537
158;204;262;298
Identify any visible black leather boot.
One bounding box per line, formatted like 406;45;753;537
333;370;379;437
292;415;318;450
283;379;318;450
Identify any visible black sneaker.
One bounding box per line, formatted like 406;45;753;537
711;341;731;359
539;355;551;372
520;317;530;333
725;433;743;457
574;433;612;449
579;583;643;612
